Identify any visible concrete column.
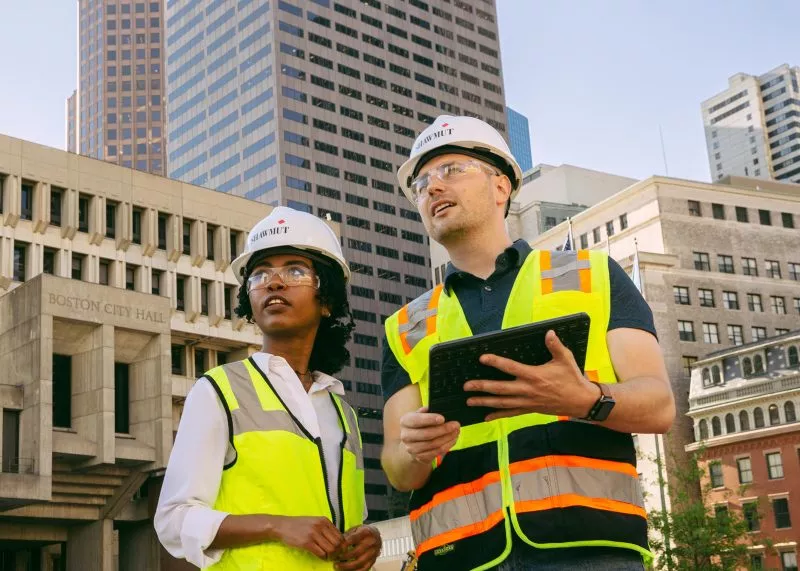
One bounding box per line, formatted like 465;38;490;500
130;334;172;467
72;324;115;466
118;522;160;571
66;520;113;571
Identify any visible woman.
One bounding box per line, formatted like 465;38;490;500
155;207;381;570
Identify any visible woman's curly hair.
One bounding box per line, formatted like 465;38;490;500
234;258;355;375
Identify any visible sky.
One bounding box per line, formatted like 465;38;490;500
0;1;798;184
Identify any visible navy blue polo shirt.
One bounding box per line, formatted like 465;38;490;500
381;240;657;402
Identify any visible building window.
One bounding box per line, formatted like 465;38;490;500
605;220;615;237
737;457;752;484
673;286;690;305
789;347;799;367
693;252;710;271
78;194;90;232
722;291;739;310
682;356;697;376
744;502;760;532
152;269;162;295
766;451;784;479
780;552;797;571
717;255;734;274
20;182;33;220
736;206;749;223
702;368;712;387
52;354;72;428
619;213;628;230
592;227;601;243
200;280;210;316
789;263;800;281
132;207;143;244
176;276;186;311
724;412;734;432
727;325;744;345
766;260;781;279
795;298;800;315
769;403;780;425
50;187;63;226
709;461;723;488
230;230;241;260
157;212;168;250
678;320;695;342
71;254;84;281
753;407;764;427
182;219;192;255
125;265;137;291
758;209;772;226
698;289;715;307
207;225;216;260
106;201;118;239
771;296;787;314
711;203;725;220
224;285;234;320
748;293;763;312
702;323;719;344
752;327;767;342
698;419;708;440
739;410;750;431
579;233;588;249
194;349;207;377
1;409;21;473
782;212;795;228
43;248;57;276
114;363;130;434
688;200;702;216
12;242;26;282
171;345;185;375
742;257;758;276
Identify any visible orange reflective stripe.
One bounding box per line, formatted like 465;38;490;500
426;285;444;337
416;508;505;556
398;305;412;354
540;250;553;294
510;454;638;478
409;469;502;521
577;249;591;293
516;494;647;519
586;370;599;382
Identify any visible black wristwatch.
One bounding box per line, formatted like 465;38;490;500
582;382;616;422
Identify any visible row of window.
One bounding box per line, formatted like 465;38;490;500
692;252;799;280
678;320;794;345
688;199;796;227
712;489;792;536
577;213;629;248
701;347;800;388
699;401;797;440
674;285;800;315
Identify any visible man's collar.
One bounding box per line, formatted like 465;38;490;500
442;239;532;294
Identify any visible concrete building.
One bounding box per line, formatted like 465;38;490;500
701;64;800;184
0;134;270;569
70;0;167;175
686;332;800;571
66;91;77;155
431;164;636;284
164;0;507;518
506;106;532;172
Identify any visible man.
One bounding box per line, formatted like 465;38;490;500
156;207;381;570
381;116;675;571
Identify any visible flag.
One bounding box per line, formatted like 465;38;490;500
561;218;575;251
631;239;643;297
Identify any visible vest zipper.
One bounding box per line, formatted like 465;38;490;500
315;436;340;531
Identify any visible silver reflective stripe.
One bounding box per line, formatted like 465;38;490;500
542;251;591;292
401;288;438;351
223;361;306;439
410;481;504;545
339;401;364;470
513;466;644;508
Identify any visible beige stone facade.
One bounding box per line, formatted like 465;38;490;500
0;134;269;569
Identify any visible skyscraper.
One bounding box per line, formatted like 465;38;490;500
701;64;800;184
66;90;78;153
70;0;167;175
506;105;532;172
164;0;507;519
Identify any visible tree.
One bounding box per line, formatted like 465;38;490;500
647;451;755;571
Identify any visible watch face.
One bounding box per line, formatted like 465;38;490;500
593;399;615;422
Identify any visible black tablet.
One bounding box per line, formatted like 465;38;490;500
428;313;591;427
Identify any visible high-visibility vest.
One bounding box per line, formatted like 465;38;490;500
385;250;650;571
203;358;365;570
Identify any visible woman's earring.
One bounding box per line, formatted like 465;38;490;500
322;308;331;317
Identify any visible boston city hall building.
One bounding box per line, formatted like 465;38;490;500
0;134;277;570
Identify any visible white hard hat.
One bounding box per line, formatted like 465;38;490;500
396;115;522;204
231;206;350;284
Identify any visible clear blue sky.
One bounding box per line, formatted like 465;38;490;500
0;1;797;183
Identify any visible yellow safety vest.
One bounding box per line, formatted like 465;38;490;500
385;250;650;571
203;358;365;570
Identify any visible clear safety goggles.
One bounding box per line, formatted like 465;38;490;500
247;265;320;292
410;160;500;202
